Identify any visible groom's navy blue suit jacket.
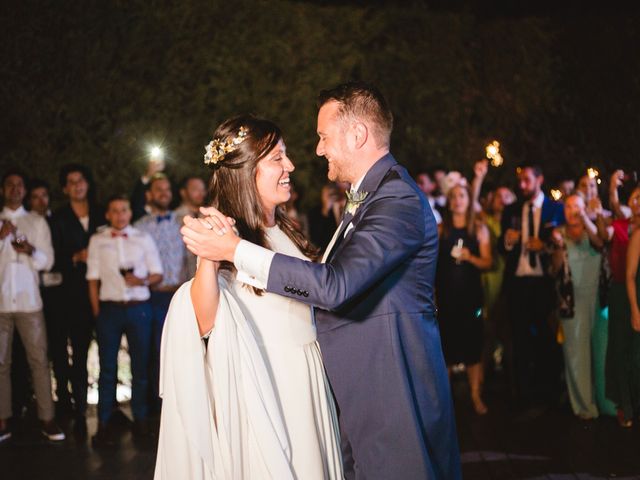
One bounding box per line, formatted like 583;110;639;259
266;154;461;480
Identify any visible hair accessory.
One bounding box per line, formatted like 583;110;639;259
204;126;248;166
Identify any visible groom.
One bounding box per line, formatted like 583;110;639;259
182;82;461;479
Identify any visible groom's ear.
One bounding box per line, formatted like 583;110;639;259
353;121;368;150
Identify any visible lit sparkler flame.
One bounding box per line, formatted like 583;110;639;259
550;189;563;201
485;140;503;167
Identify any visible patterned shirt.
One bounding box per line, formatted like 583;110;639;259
134;211;188;288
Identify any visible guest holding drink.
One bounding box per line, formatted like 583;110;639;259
576;173;611;221
436;183;492;414
0;170;64;443
550;194;603;419
87;195;163;446
498;163;565;406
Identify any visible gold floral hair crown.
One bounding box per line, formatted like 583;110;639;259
203;126;249;166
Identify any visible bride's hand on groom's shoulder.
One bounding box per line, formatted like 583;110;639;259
180;210;240;263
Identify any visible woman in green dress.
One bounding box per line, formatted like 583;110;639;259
550;194;603;419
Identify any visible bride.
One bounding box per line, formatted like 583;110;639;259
154;115;343;479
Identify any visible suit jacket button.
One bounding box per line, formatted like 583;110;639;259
303;291;309;297
284;286;291;293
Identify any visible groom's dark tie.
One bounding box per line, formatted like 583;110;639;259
527;202;537;268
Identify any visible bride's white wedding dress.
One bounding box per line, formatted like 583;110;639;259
154;225;343;479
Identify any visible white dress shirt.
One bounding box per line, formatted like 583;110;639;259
86;225;163;302
515;191;545;277
0;206;54;313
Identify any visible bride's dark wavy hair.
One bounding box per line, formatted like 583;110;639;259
207;114;319;293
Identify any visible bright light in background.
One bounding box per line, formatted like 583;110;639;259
550;189;563;201
587;167;599;179
485;140;503;167
150;146;164;160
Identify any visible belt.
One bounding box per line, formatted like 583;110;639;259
101;300;147;307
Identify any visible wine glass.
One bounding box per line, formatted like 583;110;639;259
11;231;27;263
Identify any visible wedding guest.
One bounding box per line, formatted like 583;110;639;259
175;176;206;279
308;182;342;250
550;194;603;419
174;176;207;223
499;163;565;406
436;183;492;414
283;181;309;238
604;185;640;427
131;154;167;221
28;180;52;218
0;170;64;443
134;174;188;412
557;177;575;199
87;195;163;446
481;184;516;374
430;165;448;215
609;169;633;220
626;228;640;384
11;179;54;417
50;164;105;432
576;173;611;221
416;170;443;224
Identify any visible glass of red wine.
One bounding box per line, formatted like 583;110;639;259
11;233;27;262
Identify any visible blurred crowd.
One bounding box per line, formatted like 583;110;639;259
0;156;639;449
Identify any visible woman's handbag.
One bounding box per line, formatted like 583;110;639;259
556;241;575;319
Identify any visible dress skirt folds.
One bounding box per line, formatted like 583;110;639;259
154;277;343;479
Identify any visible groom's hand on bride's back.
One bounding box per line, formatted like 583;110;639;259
180;208;239;262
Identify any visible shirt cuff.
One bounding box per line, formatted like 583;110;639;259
31;248;48;271
233;240;275;290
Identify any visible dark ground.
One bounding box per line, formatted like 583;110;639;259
3;372;640;480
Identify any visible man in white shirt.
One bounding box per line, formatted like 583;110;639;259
415;171;443;224
86;195;163;447
0;170;64;443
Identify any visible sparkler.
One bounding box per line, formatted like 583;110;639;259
485;140;503;167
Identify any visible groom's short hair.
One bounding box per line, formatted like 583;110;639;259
318;81;393;148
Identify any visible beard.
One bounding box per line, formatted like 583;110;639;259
151;199;171;211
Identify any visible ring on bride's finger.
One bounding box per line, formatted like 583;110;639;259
202;218;215;230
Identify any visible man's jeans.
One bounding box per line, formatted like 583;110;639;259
96;302;152;424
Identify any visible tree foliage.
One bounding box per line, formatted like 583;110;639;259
1;1;638;207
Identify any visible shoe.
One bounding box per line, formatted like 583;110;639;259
73;414;87;438
41;420;66;441
92;422;118;448
617;409;632;428
0;423;11;444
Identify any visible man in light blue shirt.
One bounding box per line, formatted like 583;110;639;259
134;173;188;412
